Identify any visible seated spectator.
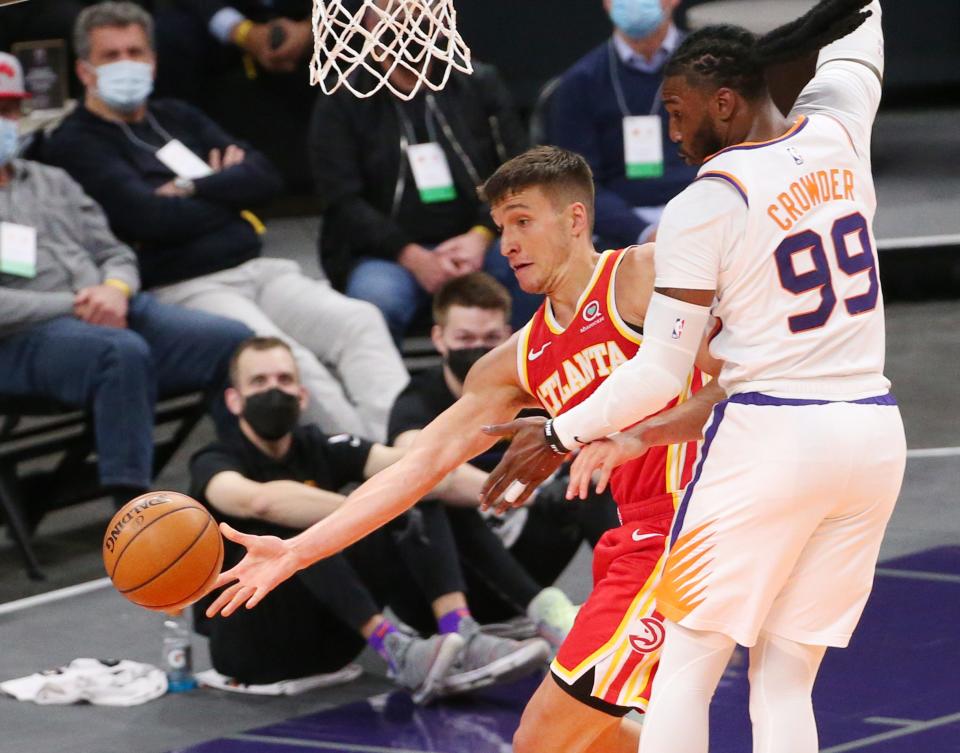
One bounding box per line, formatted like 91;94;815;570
310;38;541;343
544;0;696;248
152;0;316;191
44;1;407;442
191;337;550;697
0;51;251;511
387;273;620;647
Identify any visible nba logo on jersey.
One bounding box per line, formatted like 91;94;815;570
787;146;805;165
672;318;685;340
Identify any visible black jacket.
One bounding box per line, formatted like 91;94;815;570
309;62;527;288
43;99;283;289
173;0;312;26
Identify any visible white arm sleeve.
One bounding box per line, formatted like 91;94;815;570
551;180;737;448
792;0;884;154
552;293;711;448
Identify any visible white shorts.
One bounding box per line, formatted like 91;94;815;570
656;393;906;648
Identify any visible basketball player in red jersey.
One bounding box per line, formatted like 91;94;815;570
207;146;724;753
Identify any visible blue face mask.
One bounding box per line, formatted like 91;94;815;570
0;117;19;167
94;60;154;112
610;0;666;41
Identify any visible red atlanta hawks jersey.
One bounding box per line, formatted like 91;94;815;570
516;248;706;519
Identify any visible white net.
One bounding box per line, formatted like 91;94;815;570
310;0;473;100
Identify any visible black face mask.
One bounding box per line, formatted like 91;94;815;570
242;388;301;441
445;346;492;384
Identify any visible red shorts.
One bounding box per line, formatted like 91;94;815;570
550;494;674;715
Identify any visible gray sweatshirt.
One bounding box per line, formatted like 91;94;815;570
0;159;140;338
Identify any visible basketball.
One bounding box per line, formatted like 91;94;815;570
103;491;224;612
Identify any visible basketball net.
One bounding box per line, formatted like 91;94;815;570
310;0;473;100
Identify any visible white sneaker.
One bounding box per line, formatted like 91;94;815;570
526;586;579;653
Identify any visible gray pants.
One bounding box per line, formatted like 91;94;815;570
152;258;408;441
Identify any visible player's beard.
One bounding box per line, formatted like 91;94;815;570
688;113;724;165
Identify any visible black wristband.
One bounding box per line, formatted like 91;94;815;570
543;418;570;455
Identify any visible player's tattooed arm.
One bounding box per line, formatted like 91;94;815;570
566;380;726;500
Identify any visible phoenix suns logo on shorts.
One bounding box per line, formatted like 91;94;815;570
628;617;665;653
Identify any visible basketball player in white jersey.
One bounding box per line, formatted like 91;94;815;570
479;2;905;751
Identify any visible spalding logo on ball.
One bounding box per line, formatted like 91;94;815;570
103;491;223;612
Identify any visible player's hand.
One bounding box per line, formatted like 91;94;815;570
566;431;650;500
74;285;128;328
479;416;567;514
435;228;490;274
205;523;301;618
399;243;459;293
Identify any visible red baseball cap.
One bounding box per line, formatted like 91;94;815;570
0;52;31;99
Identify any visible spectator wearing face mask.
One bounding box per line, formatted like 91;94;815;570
191;336;550;698
45;1;408;442
0;51;251;511
544;0;697;250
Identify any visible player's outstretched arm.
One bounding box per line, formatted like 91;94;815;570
566;380;727;500
207;337;536;617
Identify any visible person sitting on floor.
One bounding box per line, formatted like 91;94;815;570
191;336;550;700
44;1;408;442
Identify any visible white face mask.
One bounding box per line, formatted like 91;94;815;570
93;60;154;112
610;0;666;41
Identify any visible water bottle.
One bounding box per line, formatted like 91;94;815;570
162;612;197;692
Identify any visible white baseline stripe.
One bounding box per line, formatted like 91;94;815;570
906;446;960;459
0;577;111;617
231;734;441;753
874;568;960;584
820;711;960;753
877;233;960;251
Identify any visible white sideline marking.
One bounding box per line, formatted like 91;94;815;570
231;734;435;753
877;233;960;250
0;577;111;617
821;711;960;752
865;716;921;727
874;568;960;584
906;446;960;459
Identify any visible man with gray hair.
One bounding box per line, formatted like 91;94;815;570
46;1;409;442
0;51;252;511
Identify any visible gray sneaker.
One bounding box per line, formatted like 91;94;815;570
441;617;551;695
383;630;465;705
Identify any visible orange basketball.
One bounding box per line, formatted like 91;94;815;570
103;491;223;612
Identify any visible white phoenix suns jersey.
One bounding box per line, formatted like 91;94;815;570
656;56;890;400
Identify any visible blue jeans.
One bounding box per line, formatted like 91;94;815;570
0;293;251;488
346;240;543;342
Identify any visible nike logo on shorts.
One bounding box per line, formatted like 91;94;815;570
632;531;664;543
528;343;552;361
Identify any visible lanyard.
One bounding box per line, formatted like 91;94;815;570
116;111;177;154
607;40;664;119
394;95;482;186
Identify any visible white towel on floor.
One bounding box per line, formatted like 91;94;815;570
196;664;363;695
0;658;167;706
